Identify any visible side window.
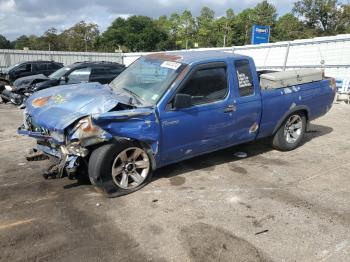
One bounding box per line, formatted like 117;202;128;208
179;67;227;105
91;67;107;76
108;67;124;75
14;63;31;73
37;63;48;71
48;63;61;70
235;60;254;97
67;67;91;84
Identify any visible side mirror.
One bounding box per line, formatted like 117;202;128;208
60;76;68;83
174;93;192;109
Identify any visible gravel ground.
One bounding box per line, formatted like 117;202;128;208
0;102;349;262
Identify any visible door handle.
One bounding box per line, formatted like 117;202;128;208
224;104;236;113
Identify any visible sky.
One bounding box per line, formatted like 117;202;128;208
0;0;298;40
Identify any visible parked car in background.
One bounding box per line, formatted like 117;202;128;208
18;51;336;197
1;61;125;106
0;61;63;90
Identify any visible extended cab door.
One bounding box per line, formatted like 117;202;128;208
232;59;262;143
159;62;236;164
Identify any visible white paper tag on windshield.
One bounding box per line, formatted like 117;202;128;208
160;61;181;70
151;94;159;100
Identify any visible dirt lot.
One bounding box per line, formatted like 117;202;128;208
0;102;349;262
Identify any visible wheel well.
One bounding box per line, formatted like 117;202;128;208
273;109;309;135
298;109;309;121
136;140;157;171
86;138;157;171
104;138;158;171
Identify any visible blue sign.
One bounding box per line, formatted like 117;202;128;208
251;25;270;45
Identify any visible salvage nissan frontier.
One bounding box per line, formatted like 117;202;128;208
18;51;336;197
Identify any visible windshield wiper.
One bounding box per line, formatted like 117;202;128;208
122;88;144;105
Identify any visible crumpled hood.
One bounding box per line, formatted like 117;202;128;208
13;74;49;91
25;82;131;132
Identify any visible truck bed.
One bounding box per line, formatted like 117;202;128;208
257;79;335;139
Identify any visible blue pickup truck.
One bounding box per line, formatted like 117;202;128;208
18;51;336;197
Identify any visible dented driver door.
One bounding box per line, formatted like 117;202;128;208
158;62;236;165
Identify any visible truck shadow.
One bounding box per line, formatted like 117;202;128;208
152;123;333;182
61;123;332;190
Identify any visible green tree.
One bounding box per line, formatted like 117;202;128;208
14;35;29;49
154;15;177;50
293;0;339;33
274;13;312;41
337;4;350;33
197;6;215;47
254;0;277;26
13;35;47;50
234;8;255;45
100;16;170;52
234;1;277;45
61;21;99;52
212;9;237;47
213;17;228;47
168;13;182;48
27;35;47;50
8;3;347;52
43;28;65;51
224;8;236;47
178;10;196;49
0;34;12;49
99;18;127;51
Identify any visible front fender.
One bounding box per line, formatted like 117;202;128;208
92;108;161;155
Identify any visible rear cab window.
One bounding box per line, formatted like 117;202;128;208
235;60;254;97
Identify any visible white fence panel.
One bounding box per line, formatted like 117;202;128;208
0;49;123;69
1;34;350;80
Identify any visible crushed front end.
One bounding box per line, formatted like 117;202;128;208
18;108;160;180
18;112;100;179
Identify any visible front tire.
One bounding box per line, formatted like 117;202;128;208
88;142;152;197
272;112;306;151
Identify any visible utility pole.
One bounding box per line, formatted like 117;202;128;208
84;32;88;52
223;20;228;47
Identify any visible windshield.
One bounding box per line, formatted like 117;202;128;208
3;63;20;73
49;67;70;80
109;57;184;105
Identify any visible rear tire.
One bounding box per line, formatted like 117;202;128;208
272;112;306;151
88;142;153;197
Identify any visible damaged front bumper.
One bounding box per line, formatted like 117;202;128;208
37;143;83;178
30;142;88;179
19;125;90;178
1;89;26;105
